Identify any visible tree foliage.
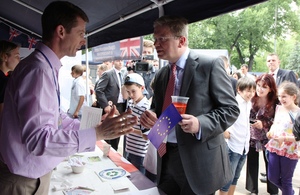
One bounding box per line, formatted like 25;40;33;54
188;0;300;72
143;0;300;73
286;42;300;74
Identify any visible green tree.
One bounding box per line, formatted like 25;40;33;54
275;37;297;69
188;0;300;71
286;42;300;75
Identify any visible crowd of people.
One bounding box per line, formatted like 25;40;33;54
0;1;300;195
220;53;300;195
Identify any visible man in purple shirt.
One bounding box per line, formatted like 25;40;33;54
0;1;137;194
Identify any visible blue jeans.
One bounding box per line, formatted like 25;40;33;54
221;147;247;192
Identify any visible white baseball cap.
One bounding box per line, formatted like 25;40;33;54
124;73;145;86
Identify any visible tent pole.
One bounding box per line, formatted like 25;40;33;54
12;0;43;14
0;16;41;38
151;0;165;68
85;36;90;106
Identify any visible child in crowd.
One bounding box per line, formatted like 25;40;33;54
266;81;300;195
219;76;256;195
124;73;150;174
68;65;87;119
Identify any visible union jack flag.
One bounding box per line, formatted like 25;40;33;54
120;37;141;59
28;36;37;50
9;27;20;41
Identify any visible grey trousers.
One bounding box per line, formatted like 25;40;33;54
0;160;52;195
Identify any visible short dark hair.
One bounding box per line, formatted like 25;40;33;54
42;1;89;42
71;65;84;75
232;72;242;80
154;15;188;39
237;76;256;92
241;64;248;69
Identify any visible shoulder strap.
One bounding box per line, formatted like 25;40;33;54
289;111;295;124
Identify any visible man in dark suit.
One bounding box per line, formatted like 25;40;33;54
219;55;237;96
140;15;240;195
95;60;126;150
267;53;297;86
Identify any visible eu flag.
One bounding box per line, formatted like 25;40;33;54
148;104;182;149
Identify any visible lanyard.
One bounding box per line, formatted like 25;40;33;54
35;49;60;111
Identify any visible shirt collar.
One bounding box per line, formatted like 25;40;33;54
35;42;62;73
236;93;248;104
270;68;279;75
135;96;148;106
169;48;190;69
113;67;120;74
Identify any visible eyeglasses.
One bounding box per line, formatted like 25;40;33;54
153;36;180;43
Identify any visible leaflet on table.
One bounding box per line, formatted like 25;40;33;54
63;186;94;195
95;167;130;182
79;106;103;130
117;187;161;195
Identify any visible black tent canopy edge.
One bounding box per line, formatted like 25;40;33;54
0;0;267;49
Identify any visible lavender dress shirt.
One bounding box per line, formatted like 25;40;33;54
0;42;96;179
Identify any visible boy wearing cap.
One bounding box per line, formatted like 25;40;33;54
124;73;150;174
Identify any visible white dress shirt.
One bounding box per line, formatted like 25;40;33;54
227;94;252;155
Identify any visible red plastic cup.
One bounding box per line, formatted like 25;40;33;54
171;96;189;114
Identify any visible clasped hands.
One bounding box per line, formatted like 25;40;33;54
266;131;290;147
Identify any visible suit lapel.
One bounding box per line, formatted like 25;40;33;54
180;54;197;96
276;69;282;86
112;70;120;89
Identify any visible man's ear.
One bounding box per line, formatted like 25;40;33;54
56;25;65;38
1;53;8;62
178;36;186;47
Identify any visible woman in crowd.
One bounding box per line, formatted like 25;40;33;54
246;73;279;195
232;71;242;80
0;40;20;115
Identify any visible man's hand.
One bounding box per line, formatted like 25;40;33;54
104;103;120;115
179;114;199;134
140;110;157;129
95;105;137;140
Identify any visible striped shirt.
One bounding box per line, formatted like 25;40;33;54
125;96;150;157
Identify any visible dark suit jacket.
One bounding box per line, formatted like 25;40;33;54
95;69;122;109
276;68;297;86
230;77;237;96
152;51;240;194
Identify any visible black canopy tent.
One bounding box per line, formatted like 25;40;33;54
0;0;267;49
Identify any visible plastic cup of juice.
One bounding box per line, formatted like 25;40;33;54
171;96;189;114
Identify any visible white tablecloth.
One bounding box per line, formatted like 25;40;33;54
49;146;140;194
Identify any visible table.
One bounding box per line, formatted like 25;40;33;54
49;141;159;194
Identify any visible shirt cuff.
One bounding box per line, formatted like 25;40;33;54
77;128;96;152
195;122;201;140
